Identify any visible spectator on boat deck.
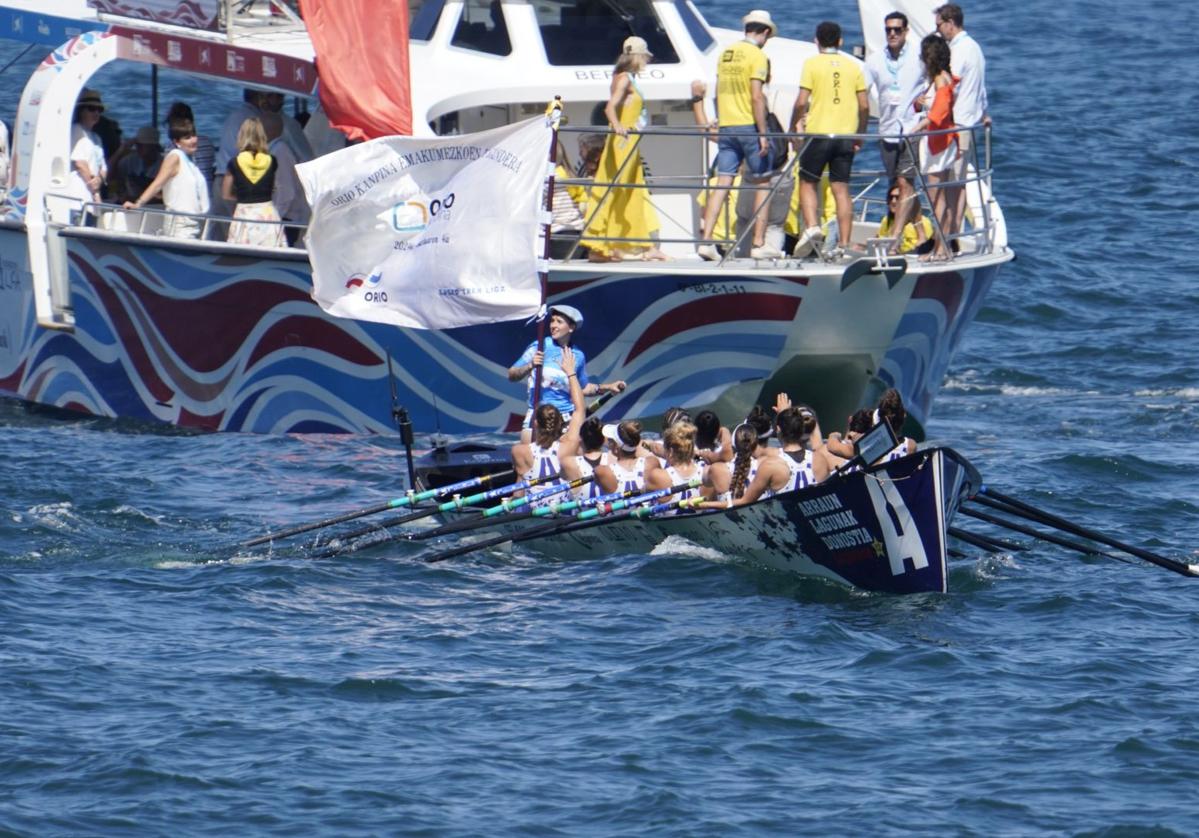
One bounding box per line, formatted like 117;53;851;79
581;36;668;262
212;89;266;232
864;11;924;254
912;35;959;262
508;304;627;442
222;117;285;248
933;3;989;251
110;126;163;205
0;119;9;203
647;421;728;507
261;111;309;247
303;101;349;158
548;139;590;260
696;10;779;261
695;410;733;465
596;420;661;495
878;181;934;255
123;118;211;240
789;21;868;261
259;91;315;164
165;102;215;184
511;345;586;495
69;89;108;222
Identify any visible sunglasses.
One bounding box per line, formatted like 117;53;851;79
884;25;905;33
81;105;103;112
888;194;899;201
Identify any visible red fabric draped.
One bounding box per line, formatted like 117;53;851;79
298;0;412;140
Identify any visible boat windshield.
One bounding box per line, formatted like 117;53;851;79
673;0;713;52
451;0;513;55
533;0;679;65
410;0;446;41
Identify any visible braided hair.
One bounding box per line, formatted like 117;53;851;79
729;423;758;499
534;403;564;448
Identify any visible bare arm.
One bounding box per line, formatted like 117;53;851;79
789;89;811;136
556;348;587;459
605;73;632;138
751;78;769;158
123;152;180;209
221;171;236;203
854;89;869;151
508;350;544;382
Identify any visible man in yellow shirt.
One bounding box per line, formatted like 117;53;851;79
696;10;780;261
788;21;868;260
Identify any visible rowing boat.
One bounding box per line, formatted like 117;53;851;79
449;446;979;595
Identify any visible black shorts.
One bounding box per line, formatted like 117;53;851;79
799;137;856;183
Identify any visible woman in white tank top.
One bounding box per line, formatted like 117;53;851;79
595;420;660;496
646;420;728;509
559;416;612;502
123;118;211;239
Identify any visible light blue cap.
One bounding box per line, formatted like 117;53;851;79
549;304;583;329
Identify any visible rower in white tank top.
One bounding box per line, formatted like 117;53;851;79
525;441;562;484
779;449;816;492
609;456;648;494
572;451;612;501
663;461;705;512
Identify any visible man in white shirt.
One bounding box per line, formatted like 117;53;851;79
935;3;990;246
864;11;924;251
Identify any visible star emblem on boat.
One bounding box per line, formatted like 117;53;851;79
872;538;885;557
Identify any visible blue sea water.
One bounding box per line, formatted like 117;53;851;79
3;0;1199;834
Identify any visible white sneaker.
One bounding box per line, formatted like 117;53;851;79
696;244;719;262
750;243;784;260
793;226;824;258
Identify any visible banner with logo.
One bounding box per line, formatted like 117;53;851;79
89;0;221;31
297;117;552;330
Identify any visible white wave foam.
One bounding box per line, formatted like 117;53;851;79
1134;387;1199;399
26;502;80;530
649;535;730;562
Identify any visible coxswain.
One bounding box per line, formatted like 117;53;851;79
507;305;626;443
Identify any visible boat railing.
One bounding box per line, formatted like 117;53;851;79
553;120;1000;265
219;0;306;40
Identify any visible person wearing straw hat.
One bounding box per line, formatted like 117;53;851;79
696;10;780;262
110;125;163;205
580;35;668;262
69;89;108;221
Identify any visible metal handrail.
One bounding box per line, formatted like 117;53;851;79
555;120;998;261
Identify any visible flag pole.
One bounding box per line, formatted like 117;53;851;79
530;96;563;429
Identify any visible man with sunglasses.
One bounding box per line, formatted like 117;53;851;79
863;11;924;253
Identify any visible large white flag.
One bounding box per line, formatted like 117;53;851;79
297;116;552;330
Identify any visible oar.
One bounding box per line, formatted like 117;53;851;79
424;479;702;563
948;526;1026;554
960;505;1134;566
974;488;1198;578
312;475;595;559
585;390;615;415
241;468;516;548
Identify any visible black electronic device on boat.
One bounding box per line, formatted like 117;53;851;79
854;419;899;467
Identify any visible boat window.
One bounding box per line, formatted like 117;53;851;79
450;0;512;56
409;0;446;41
674;0;713;52
533;0;679;65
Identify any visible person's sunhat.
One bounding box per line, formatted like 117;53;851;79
602;423;638;451
622;36;653;58
77;88;105;111
549;304;584;329
133;126;160;146
741;9;778;36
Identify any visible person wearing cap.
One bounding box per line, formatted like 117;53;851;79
580;36;668;262
110;125;163;205
696;10;780;262
69;89;109;220
507;305;627;441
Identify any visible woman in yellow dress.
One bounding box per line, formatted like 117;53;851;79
582;36;667;262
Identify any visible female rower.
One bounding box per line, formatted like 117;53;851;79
595;420;661;495
647;421;728;507
644;406;690;467
559;416;611;503
510;345;585;494
711;407;828;508
744;404;779;459
823;408;872;468
694;409;733;465
876;388;917;462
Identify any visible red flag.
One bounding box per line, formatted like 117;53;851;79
298;0;412;140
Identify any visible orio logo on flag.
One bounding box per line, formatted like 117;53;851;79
390;192;455;234
345;270;386;301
